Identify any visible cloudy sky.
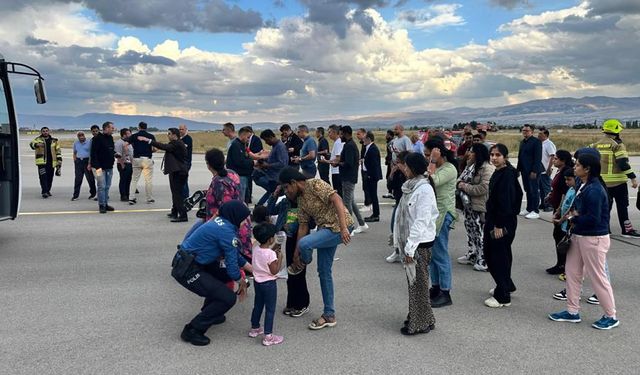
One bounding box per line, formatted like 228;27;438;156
1;0;639;123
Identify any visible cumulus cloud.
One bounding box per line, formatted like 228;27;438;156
586;0;640;15
394;4;465;30
0;0;264;33
4;0;640;122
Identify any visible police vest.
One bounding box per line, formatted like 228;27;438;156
590;137;631;187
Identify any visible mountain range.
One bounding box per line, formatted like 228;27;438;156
17;96;640;130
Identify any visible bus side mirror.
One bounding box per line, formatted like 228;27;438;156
34;78;46;104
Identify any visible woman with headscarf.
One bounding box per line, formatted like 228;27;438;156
393;153;439;335
182;148;252;260
172;200;253;346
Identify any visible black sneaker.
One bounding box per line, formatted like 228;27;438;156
553;288;567;301
621;230;640;239
71;197;79;201
106;205;115;211
180;324;210;346
429;285;441;300
128;199;137;205
88;194;96;200
546;265;564;275
587;294;600;305
171;216;188;223
431;290;452;308
99;205;107;214
184;190;206;211
42;194;49;199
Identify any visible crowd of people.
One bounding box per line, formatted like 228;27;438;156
30;118;634;345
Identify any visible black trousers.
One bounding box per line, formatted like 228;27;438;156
362;171;371;206
607;183;629;233
484;217;517;303
285;232;310;310
245;171;253;204
385;164;392;193
73;159;96;198
319;163;330;184
552;223;567;268
38;164;55;195
117;163;133;200
331;173;343;198
169;172;188;216
176;267;237;332
363;176;380;217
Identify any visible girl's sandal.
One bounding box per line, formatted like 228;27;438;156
308;315;337;330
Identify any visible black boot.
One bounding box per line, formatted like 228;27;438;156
167;209;177;218
106;205;115;211
171;213;188;222
99;205;107;214
431;290;452;308
429;285;441;300
180;324;210;346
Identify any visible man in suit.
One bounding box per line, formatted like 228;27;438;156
245;126;263;204
363;131;382;222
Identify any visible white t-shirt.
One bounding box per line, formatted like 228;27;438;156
541;139;556;173
330;138;344;175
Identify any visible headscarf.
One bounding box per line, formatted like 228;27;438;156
218;200;250;228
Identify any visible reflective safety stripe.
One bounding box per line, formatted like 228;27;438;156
592;138;632;186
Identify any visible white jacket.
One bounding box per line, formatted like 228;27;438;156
393;180;439;258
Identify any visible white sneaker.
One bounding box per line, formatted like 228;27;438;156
519;209;530;216
386;251;401;263
353;223;369;234
457;254;474;265
362;205;372;212
473;262;488;272
484;297;511;308
525;211;540;220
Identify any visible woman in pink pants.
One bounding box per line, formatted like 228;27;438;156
548;153;619;330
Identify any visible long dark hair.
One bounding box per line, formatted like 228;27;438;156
555;149;574;170
205;148;228;177
404;152;437;199
470;143;490;177
425;138;458;170
577;153;604;189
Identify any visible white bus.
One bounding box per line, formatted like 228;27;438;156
0;54;46;221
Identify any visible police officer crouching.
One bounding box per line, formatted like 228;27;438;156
171;200;253;346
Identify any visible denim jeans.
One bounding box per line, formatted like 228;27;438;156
251;279;277;335
238;175;249;203
93;168;113;206
430;212;454;291
342;181;364;226
538;173;551;208
297;228;345;317
255;174;277;206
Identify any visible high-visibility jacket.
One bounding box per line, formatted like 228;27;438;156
29;136;62;167
590;136;636;187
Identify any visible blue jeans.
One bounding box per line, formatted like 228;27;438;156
255;174;277;206
94;168;113;206
297;228;345;317
539;173;551;208
430;212;454;291
238;176;249;203
251;279;277;335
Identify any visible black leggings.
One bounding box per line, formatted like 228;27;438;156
285;232;310;310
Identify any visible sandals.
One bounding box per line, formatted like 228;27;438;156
308;315;337;330
184;190;206;211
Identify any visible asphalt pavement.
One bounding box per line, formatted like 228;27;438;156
1;139;639;374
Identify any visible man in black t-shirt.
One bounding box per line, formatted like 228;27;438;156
280;124;303;170
128;121;156;204
316;127;330;183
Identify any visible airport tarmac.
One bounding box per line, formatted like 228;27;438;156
1;139;639;374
